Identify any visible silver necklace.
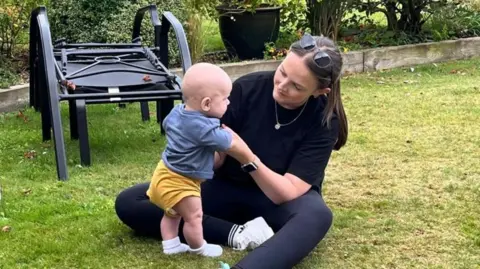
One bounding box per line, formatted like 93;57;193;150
274;100;308;130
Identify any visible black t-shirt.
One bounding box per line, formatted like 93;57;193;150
214;71;339;192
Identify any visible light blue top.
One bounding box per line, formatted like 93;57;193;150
161;104;233;180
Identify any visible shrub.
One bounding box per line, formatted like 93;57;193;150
47;0;187;67
0;57;22;88
354;0;456;34
278;0;308;35
465;0;480;10
426;3;480;41
0;0;47;58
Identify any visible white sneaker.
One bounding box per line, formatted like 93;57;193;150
232;217;274;251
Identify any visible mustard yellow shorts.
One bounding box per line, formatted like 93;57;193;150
146;160;202;217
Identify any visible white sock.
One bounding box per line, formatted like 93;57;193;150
162;237;189;255
188;240;223;257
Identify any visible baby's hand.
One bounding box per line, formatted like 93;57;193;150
221;124;238;139
221;124;255;165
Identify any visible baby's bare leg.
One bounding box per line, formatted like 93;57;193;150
174;196;223;257
160;214;189;254
174;196;203;248
160;214;181;240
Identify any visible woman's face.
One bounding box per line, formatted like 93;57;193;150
273;52;328;109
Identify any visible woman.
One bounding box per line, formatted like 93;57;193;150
114;33;348;269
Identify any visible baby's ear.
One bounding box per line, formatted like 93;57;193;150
200;97;212;111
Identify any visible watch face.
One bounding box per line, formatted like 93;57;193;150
242;163;257;172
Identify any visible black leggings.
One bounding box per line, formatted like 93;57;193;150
114;179;333;269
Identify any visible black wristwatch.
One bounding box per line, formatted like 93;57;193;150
241;157;258;173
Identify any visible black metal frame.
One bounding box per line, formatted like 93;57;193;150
28;5;191;180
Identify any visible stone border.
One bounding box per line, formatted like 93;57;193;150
2;37;480;113
0;84;30;113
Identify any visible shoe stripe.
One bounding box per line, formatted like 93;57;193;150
228;224;240;247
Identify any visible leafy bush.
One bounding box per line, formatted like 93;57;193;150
353;0;457;34
425;3;480;41
47;0;188;67
278;0;308;35
465;0;480;10
0;0;47;58
268;0;307;51
0;57;22;88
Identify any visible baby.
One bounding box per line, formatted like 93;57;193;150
146;62;233;257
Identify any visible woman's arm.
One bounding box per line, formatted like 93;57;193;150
249;157;312;204
224;125;311;204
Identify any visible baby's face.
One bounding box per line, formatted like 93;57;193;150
203;85;231;119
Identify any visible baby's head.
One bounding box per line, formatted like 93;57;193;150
181;62;232;118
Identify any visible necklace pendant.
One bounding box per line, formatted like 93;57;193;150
275;123;281;130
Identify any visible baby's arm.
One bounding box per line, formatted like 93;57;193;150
198;124;232;169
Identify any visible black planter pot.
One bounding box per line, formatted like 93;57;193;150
216;6;282;60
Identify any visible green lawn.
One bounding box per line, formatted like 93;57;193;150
1;58;479;268
202;19;225;53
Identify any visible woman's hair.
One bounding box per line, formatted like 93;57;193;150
289;35;348;150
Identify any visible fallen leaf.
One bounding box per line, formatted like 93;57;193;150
1;226;11;232
62;80;76;90
414;228;425;235
410;67;415;72
450;69;458;74
24;150;37;159
67;81;76;90
16;110;28;122
143;75;152;82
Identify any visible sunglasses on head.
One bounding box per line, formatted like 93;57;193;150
299;33;333;68
299;33;334;86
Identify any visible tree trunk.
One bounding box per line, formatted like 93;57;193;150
397;0;424;33
385;2;399;31
307;0;353;41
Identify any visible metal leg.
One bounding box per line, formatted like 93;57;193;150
156;101;163;134
69;100;78;140
159;99;173;134
48;85;68;181
34;62;42;112
76;99;91;166
40;76;52;141
140;101;150;121
156;101;161;124
30;58;38;110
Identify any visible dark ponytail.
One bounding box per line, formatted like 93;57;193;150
290;36;348;150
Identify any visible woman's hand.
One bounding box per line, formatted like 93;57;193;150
222;124;256;165
221;125;310;205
